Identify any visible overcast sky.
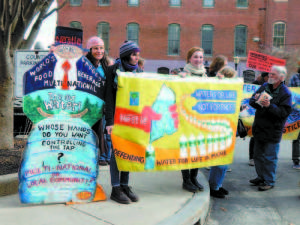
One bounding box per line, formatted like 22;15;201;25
33;1;57;49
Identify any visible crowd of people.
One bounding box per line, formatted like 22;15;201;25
84;36;298;203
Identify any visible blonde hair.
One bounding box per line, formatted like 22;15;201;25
138;57;145;66
186;47;204;63
218;66;236;78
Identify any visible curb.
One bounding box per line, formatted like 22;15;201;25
157;171;210;225
0;173;18;196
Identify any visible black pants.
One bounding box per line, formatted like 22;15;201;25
249;137;255;160
181;169;198;181
292;138;300;165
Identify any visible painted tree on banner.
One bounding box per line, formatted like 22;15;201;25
0;0;67;149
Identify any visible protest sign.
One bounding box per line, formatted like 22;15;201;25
14;50;48;98
243;70;255;83
246;50;286;72
19;26;106;204
240;84;300;140
111;72;244;172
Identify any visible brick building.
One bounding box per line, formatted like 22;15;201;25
57;0;298;73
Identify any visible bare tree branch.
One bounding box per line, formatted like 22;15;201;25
43;0;68;20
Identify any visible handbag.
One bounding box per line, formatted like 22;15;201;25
237;119;247;138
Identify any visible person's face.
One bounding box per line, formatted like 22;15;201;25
268;69;282;85
189;51;204;68
91;42;105;61
263;76;269;82
129;51;140;65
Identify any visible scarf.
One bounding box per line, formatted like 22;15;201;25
183;63;207;77
115;58;138;72
265;82;282;99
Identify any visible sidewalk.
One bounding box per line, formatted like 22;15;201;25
0;166;210;225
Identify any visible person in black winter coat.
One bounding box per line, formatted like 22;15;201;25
105;41;142;204
249;65;292;191
248;72;269;167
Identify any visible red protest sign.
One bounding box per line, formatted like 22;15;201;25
246;50;286;72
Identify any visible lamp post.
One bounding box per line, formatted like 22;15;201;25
234;56;240;71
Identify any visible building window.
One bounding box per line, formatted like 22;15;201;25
69;21;82;29
168;24;180;55
201;25;214;56
203;0;214;7
170;0;181;7
128;0;139;6
273;22;286;49
236;0;248;8
234;25;247;57
70;0;82;6
97;22;110;53
127;23;139;45
98;0;110;6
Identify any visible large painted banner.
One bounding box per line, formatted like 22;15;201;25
240;84;300;140
19;27;106;204
112;72;244;172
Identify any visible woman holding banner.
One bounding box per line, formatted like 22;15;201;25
209;65;237;198
85;36;113;166
105;41;142;204
179;47;206;192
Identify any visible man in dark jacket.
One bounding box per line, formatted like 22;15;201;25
249;65;292;191
288;66;300;169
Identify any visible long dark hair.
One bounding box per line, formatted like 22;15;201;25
86;50;109;72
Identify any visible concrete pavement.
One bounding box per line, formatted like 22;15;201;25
0;165;210;225
205;138;300;225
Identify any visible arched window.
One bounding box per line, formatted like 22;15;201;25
98;0;110;6
168;24;180;55
234;25;247;57
202;25;214;56
70;0;82;6
69;21;82;29
273;22;286;49
170;0;181;7
128;0;139;6
236;0;248;8
203;0;214;7
97;22;110;53
127;23;139;45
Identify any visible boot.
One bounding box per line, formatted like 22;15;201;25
121;185;139;202
110;186;131;204
181;170;198;193
191;178;204;191
190;168;204;191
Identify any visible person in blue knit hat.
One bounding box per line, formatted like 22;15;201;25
105;40;142;204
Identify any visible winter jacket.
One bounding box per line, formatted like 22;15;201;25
104;61;142;127
249;82;292;143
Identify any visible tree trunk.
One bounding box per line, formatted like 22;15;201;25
0;45;14;150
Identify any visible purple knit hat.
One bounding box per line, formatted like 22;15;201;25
119;41;140;58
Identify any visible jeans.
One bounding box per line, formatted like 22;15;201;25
99;116;111;161
99;134;111;161
110;149;129;187
253;139;280;186
209;165;228;190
